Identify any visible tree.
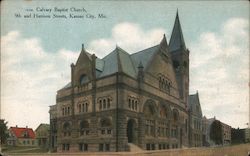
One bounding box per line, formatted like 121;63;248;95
210;120;222;145
0;119;8;144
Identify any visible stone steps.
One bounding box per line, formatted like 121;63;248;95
128;143;143;152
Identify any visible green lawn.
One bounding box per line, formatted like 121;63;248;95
2;145;48;153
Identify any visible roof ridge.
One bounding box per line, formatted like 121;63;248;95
131;44;160;56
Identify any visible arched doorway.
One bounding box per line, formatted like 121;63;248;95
127;119;137;143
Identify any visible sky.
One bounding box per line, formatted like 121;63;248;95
1;0;249;129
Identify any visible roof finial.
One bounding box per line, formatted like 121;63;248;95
82;43;84;50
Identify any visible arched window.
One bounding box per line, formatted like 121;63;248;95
99;100;102;110
107;98;111;108
103;99;106;109
79;74;89;85
128;99;131;108
135;101;138;110
67;107;70;115
132;100;134;110
79;104;81;113
85;103;88;112
82;104;85;112
62;108;65;116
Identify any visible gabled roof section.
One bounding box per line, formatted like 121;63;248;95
99;46;136;77
99;47;119;77
10;127;35;139
131;45;160;73
75;44;92;65
169;11;186;52
35;123;50;132
188;92;202;117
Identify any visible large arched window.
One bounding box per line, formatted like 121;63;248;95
79;74;89;85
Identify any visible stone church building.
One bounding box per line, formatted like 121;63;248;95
49;12;191;152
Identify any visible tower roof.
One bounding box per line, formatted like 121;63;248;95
169;11;186;52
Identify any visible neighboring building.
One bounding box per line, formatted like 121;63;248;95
35;123;50;149
244;128;250;143
7;126;36;146
231;128;245;144
50;12;191;152
202;116;209;146
221;122;231;145
203;117;231;146
188;92;203;147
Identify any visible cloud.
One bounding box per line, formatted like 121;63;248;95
1;23;167;129
1;31;78;129
189;17;249;128
87;22;166;58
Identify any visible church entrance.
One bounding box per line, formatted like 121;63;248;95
127;119;137;143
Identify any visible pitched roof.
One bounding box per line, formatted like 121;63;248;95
188;92;202;117
35;123;50;132
10;127;35;139
131;45;160;73
169;11;186;52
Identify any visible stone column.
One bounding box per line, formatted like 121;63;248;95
138;113;145;149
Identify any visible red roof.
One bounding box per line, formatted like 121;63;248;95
10;127;35;139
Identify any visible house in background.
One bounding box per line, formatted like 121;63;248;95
203;117;231;146
7;126;36;146
35;123;50;149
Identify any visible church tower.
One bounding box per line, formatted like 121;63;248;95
169;11;189;106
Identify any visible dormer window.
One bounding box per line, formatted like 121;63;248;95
79;74;89;85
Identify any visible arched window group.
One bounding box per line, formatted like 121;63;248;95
99;97;112;111
62;106;71;116
100;118;112;135
79;120;90;136
158;74;171;93
128;96;138;111
78;101;89;113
